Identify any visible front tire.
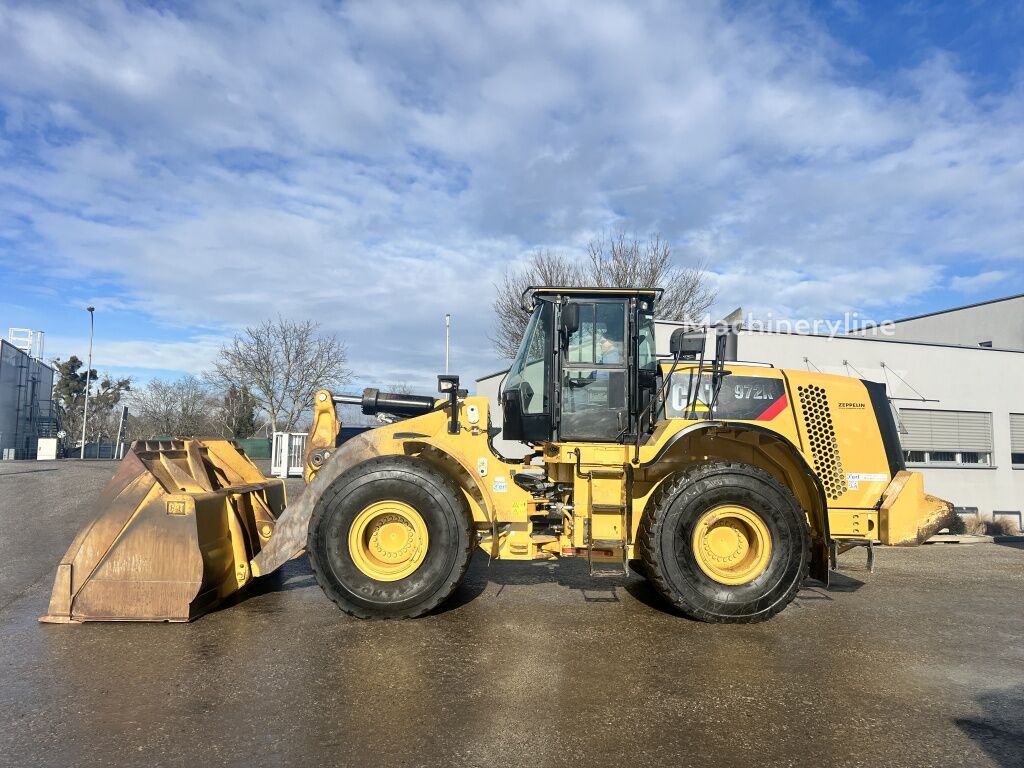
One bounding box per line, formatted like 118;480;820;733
637;461;810;623
307;456;473;618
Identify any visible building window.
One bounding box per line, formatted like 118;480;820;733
1011;414;1024;468
994;511;1023;532
903;450;991;466
899;409;994;467
959;452;989;465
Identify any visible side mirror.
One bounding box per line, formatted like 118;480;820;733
501;388;524;441
561;302;580;337
670;328;705;360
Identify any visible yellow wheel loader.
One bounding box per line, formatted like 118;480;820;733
42;287;953;624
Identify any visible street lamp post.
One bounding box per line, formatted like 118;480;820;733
79;306;95;460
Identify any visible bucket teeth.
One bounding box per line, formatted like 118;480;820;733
40;439;286;623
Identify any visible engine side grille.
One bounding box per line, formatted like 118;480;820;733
798;384;847;500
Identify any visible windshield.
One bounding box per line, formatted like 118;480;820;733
503;300;552;414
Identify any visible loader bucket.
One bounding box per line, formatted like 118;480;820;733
878;470;956;546
41;439;285;623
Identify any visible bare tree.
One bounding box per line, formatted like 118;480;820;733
587;232;716;322
207;317;352;432
128;376;219;439
490;249;585;358
491;232;717;358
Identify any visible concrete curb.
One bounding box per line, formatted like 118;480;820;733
925;534;994;544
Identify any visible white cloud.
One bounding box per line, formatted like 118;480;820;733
0;0;1021;385
950;270;1011;294
45;333;227;375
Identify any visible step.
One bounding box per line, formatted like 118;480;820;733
587;469;625;479
590;538;626;548
529;534;559;543
589;569;627;578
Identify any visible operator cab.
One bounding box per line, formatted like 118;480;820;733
501;287;660;444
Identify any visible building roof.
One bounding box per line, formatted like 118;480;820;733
0;337;57;373
734;326;1024;354
891;293;1024;324
476;367;510;383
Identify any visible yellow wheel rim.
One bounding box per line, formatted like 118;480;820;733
692;505;772;585
348;500;429;582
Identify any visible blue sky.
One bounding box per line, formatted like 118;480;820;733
1;0;1022;392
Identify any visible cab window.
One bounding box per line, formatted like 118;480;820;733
638;310;657;372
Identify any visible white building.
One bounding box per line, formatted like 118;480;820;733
862;293;1024;349
477;294;1024;529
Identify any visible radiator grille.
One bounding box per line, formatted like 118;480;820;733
798;385;847;500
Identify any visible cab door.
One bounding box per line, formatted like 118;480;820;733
558;300;630;442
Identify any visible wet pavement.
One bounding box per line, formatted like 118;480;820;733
2;460;1023;767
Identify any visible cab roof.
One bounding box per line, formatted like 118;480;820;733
522;285;662;309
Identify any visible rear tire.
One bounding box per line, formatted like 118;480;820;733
307;456;473;618
637;461;810;623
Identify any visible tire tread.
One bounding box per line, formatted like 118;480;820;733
637;461;810;623
307;456;474;619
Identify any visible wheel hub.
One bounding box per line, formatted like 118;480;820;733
348;501;429;581
692;505;772;585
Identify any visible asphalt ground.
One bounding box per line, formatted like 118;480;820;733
1;459;1022;768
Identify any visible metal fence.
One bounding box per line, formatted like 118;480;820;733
64;442;127;460
271;432;307;477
